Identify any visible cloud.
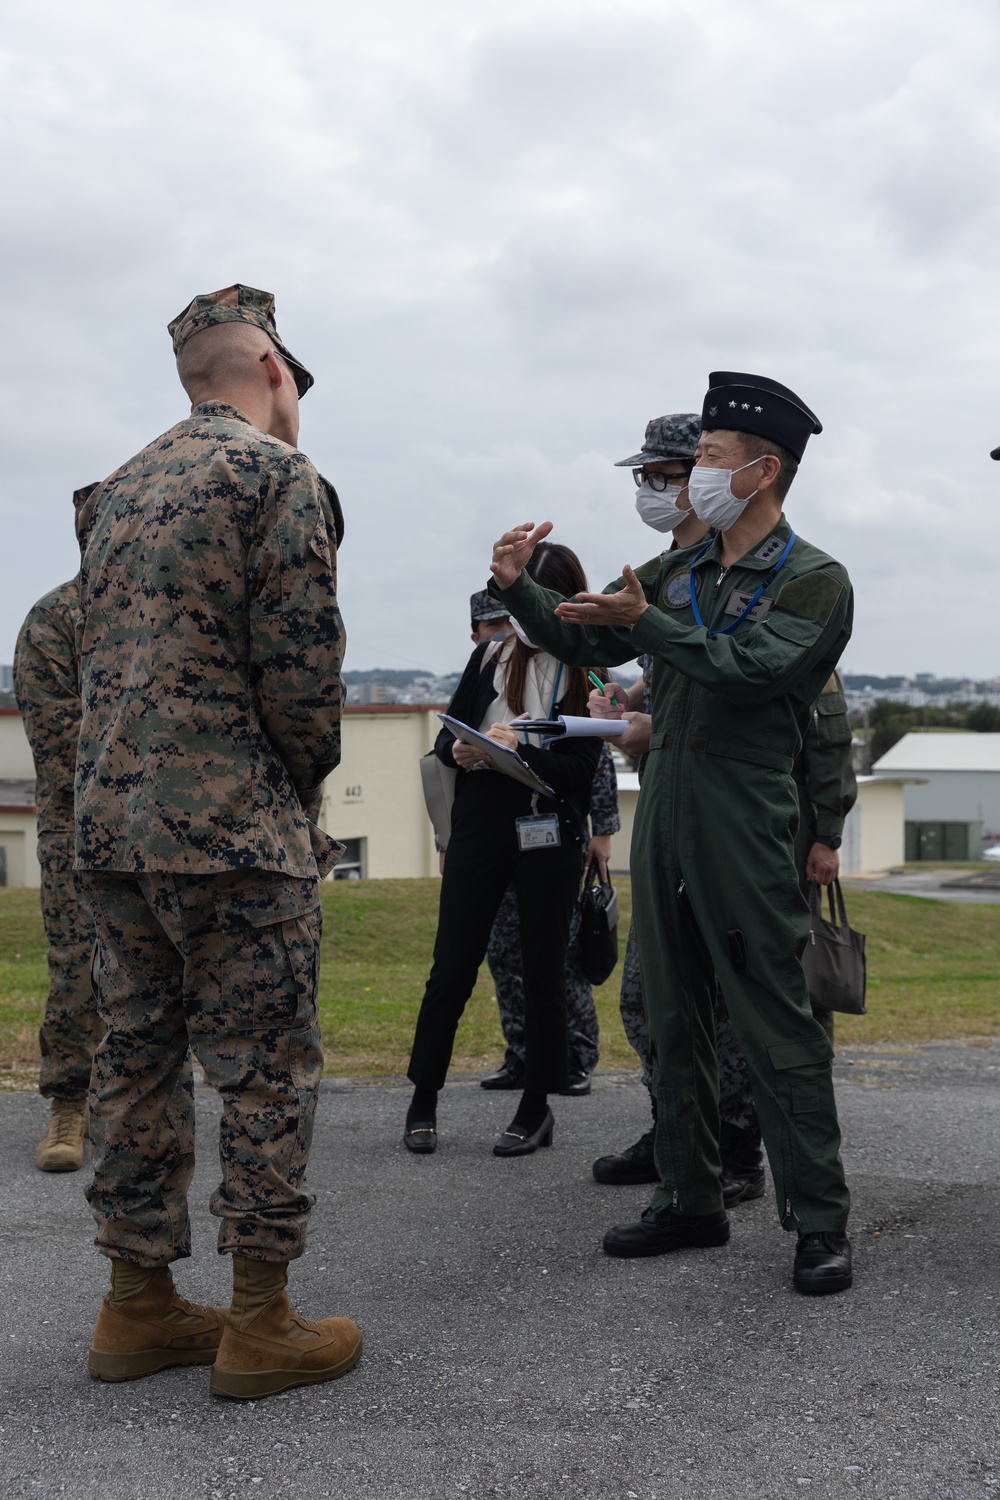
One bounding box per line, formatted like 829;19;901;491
1;0;1000;680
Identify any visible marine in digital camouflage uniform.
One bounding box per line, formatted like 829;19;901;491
77;284;361;1396
485;741;621;1088
14;507;103;1172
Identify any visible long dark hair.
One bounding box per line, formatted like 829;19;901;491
504;542;592;717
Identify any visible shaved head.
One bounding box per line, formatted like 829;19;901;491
176;321;276;402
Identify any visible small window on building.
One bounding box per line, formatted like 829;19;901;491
333;838;365;880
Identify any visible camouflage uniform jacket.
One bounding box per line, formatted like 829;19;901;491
75;402;345;877
14;577;81;860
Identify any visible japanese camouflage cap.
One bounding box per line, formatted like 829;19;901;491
167;284;315;398
470;589;510;623
615;412;700;468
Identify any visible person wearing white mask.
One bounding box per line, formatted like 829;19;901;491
488;372;855;1298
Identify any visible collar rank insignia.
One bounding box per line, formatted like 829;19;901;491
724;589;774;622
754;535;785;562
661;571;692;610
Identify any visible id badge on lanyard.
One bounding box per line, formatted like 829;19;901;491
515;792;561;852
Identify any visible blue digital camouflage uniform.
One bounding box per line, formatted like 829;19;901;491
14;568;102;1101
76;380;345;1267
488;742;621;1075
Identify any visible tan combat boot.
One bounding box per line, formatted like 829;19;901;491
88;1261;227;1382
210;1256;362;1400
36;1097;88;1172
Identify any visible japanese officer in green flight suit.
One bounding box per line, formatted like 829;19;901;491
487;372;855;1296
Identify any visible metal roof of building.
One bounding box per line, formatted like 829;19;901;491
873;733;1000;773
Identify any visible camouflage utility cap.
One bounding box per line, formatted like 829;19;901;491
168;284;315;398
616;413;700;468
470;589;510;623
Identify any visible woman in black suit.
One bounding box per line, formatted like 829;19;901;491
405;544;603;1157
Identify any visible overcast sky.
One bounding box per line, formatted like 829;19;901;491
2;0;999;678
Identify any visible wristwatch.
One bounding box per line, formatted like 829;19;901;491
813;834;842;850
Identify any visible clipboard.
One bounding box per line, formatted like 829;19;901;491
438;715;555;799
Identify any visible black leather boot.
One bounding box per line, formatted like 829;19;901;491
793;1232;853;1294
603;1207;730;1258
592;1094;658;1185
719;1121;765;1207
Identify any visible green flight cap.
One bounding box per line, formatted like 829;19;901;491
167;283;315;398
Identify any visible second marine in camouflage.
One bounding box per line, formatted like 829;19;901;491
14;497;102;1173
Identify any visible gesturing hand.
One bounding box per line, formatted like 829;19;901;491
554;564;648;627
490;521;554;590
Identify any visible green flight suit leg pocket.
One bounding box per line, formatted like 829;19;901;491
761;1034;850;1235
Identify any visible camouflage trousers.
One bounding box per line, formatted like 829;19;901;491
81;869;324;1267
38;856;102;1100
488;886;599;1076
618;917;757;1131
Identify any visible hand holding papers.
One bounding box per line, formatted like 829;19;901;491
438;715;555;799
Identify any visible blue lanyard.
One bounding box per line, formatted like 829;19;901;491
689;532;796;638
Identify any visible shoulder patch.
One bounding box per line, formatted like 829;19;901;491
661;571;692;610
774;571;845;626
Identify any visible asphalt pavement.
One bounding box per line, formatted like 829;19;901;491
1;1044;998;1500
841;869;1000;904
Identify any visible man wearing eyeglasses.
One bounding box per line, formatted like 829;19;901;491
488;373;854;1297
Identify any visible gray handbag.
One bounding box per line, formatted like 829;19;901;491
420;751;457;851
801;879;867;1015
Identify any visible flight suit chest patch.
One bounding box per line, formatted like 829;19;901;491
661;571;691;610
724;589;774;623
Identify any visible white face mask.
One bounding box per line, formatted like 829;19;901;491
634;480;689;533
508;616;535;647
687;456;772;532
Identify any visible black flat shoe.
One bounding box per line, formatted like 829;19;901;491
403;1121;437;1154
793;1232;852;1295
603;1207;730;1258
492;1108;554;1157
559;1071;592;1097
592;1128;658;1185
721;1165;766;1208
480;1065;524;1091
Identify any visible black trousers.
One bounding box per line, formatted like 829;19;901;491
408;775;583;1095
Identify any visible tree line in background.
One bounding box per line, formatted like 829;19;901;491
852;701;1000;767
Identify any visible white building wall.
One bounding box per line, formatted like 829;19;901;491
842;779;905;875
0;814;40;887
319;708;443;879
886;770;1000;839
0;712;35;778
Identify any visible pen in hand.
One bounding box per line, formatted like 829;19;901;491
587;670;620;709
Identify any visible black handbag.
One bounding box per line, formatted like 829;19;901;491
801;879;867;1015
577;866;620;986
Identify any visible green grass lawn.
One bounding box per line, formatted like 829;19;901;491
1;879;998;1086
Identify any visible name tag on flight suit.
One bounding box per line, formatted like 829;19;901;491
724;590;774;623
516;815;561;851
